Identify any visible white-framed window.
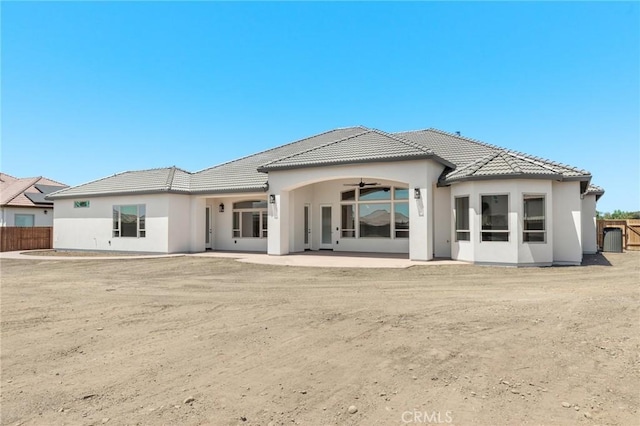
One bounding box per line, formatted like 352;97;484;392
481;194;509;242
74;201;90;208
15;214;35;227
341;204;356;237
340;186;409;239
232;200;267;238
523;195;546;243
454;196;470;241
113;205;145;238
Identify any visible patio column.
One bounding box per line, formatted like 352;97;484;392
267;190;290;255
189;197;206;253
409;185;433;261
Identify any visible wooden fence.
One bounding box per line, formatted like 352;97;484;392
0;227;53;252
596;219;640;252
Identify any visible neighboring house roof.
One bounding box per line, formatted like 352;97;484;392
0;173;67;207
47;126;600;199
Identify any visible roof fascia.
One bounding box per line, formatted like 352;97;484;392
258;154;449;173
189;186;269;195
46;189;192;200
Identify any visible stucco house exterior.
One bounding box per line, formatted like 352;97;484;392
1;173;68;227
48;127;604;266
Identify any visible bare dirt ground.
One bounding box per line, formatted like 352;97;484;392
20;250;147;257
1;253;638;426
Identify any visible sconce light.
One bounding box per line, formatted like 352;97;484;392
44;210;48;215
218;203;224;213
414;188;421;199
269;194;276;204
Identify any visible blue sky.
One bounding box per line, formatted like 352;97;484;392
2;1;638;213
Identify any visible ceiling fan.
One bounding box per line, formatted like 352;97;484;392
344;179;380;188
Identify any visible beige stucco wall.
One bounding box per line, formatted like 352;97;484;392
1;206;54;227
581;194;598;254
53;194;192;253
552;181;583;264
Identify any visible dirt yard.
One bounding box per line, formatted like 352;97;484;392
1;253;638;426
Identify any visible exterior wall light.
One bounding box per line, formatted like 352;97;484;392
218;203;224;213
414;188;421;199
269;194;276;204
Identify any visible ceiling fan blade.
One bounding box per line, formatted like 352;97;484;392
362;182;380;186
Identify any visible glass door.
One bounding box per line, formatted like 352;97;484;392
320;205;332;250
205;206;212;249
304;204;311;250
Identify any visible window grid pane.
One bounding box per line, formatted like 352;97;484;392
359;203;391;238
15;214;35;227
455;197;470;241
394;188;409;200
359;187;391;201
112;205;145;238
394;202;409;238
341;204;356;238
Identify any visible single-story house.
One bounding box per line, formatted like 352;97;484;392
48;126;604;266
1;173;68;227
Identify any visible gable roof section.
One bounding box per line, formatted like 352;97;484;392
257;128;454;172
47;167;191;199
1;175;68;207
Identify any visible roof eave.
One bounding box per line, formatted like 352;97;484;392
46;188;192;200
257;153;453;173
189;185;269;195
442;173;569;185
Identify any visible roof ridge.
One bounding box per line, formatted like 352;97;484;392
463;151;501;176
503;150;582;175
165;167;177;189
499;152;523;174
0;172;18;181
36;176;68;187
259;128;373;168
194;126;370;174
368;128;433;154
505;150;590;175
425;128;505;151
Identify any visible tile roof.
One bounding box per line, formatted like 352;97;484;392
0;174;67;207
394;128;501;167
47;167;191;199
258;128;453;171
585;184;605;200
48;126;597;199
189;127;368;193
441;150;589;184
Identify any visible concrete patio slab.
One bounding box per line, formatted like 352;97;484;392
191;250;466;268
1;249;466;268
